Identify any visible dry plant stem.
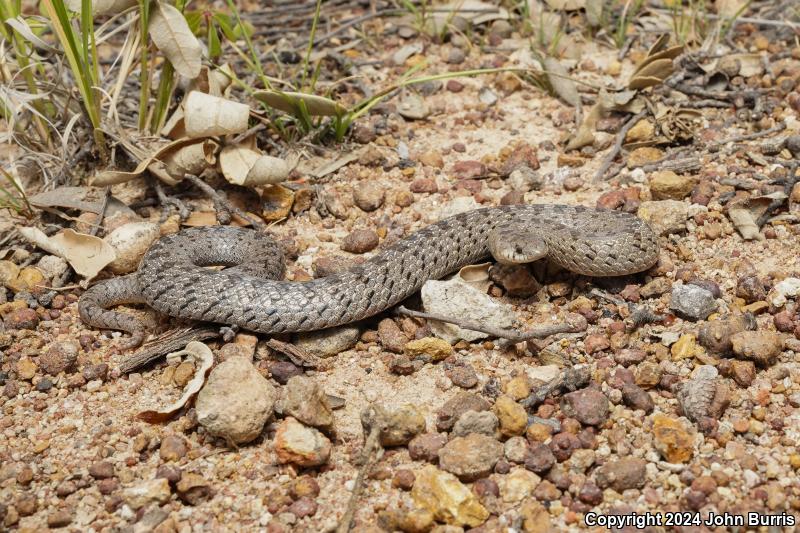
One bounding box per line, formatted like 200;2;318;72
395;306;576;342
337;414;384;533
90;186;112;237
119;326;220;373
711;122;786;147
153;180;190;222
265;338;321;368
183;174;266;230
593;109;650;182
757;161;799;227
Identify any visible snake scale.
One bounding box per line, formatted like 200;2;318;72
79;204;659;347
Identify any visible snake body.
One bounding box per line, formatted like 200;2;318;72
79;204;659;347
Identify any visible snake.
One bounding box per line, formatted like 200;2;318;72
78;204;659;348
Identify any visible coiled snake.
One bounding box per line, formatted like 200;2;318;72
79;204;659;347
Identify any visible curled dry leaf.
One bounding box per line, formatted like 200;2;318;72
727;192;786;240
65;0;136;15
218;144;292;186
91;138;219;186
138;341;214;423
184;91;250;138
428;0;509;29
148;0;202;79
628;35;683;90
543;57;580;107
457;263;492;292
17;227;116;281
253;90;346;117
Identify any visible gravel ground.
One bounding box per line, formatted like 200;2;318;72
3;10;800;533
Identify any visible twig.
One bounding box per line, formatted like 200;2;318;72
757;161;800;227
710;122;787;148
337;407;385;533
593;109;649;182
395;306;580;342
184;174;266;230
153;179;190;222
119;326;220;373
265;338;321;368
89;186;112;237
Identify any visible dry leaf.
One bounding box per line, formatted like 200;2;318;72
544;56;580;107
218;145;291;186
18;227;116;280
184;91;250;138
138;342;214;423
91;138;217;186
585;0;603;26
149;1;202;79
457;263;492;292
65;0;136;15
564;101;602;151
253;90;346;117
28;186;136;218
727;192;786;240
544;0;585;10
427;0;509;30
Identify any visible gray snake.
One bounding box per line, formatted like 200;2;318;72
78;204;659;347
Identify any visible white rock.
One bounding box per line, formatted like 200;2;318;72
196;356;276;444
104;222;160;274
421;275;516;343
438;196;479;219
769;277;800;307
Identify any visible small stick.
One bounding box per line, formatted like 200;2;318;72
710;122;786;148
593;109;649;182
90;186;112;237
153;180;190;222
337;409;384;533
119;326;220;373
395;306;579;342
184;174;266;230
265;338;320;368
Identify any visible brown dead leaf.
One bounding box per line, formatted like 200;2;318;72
138;342;214;423
184;91;250;138
544;57;580;107
727;192;786;241
91;138;218;186
148;0;202;79
18;227;116;280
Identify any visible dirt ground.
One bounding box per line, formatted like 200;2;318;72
3;1;800;532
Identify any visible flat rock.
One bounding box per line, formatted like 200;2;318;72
294;325;360;358
438;433;503;481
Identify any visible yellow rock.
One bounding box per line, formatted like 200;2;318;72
404;337;453;362
670;333;703;360
652;414;694;463
521;498;552;533
411;465;489;527
627;147;664;168
261;184;294;222
649;171;697;200
503;375;532;401
499;468;540;503
16;358;37;381
0;300;27;319
7;267;45;293
0;260;20;286
625;119;655;143
493;395;527;437
742;301;769;314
